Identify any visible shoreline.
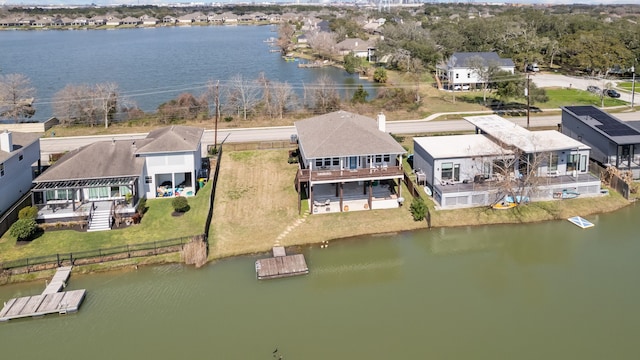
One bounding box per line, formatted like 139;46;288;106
1;194;633;287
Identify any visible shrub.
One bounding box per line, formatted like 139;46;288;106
373;67;388;83
136;197;147;215
410;197;427;221
10;218;38;241
172;196;190;213
18;206;39;220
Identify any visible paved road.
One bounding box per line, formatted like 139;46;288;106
39;110;640;163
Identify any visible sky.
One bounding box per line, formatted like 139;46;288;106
0;0;627;7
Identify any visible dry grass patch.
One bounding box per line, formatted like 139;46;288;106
209;149;428;257
209;149;301;258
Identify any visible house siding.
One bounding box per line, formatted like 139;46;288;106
0;139;40;215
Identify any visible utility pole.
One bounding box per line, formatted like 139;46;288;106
214;80;220;151
632;63;636;110
525;70;531;129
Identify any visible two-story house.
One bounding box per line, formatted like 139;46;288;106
294;111;406;214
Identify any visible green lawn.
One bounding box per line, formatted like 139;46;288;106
618;82;638;92
538;89;627;109
0;180;212;262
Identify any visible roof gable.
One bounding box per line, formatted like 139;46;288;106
295;111;405;159
135;125;203;154
35;140;145;182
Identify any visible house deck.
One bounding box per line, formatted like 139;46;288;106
310;182;400;214
255;247;309;280
0;267;86;322
433;173;599;195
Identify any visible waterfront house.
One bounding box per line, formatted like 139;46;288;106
31;126;205;229
88;16;107;26
0;131;41;217
106;17;122;26
121;17;141;26
142;17;159;26
336;38;376;62
562;105;640;179
72;17;88;26
413;115;600;209
437;52;515;90
294;111;406;214
162;16;177;24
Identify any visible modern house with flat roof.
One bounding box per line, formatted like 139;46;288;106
294;111;406;214
562;105;640;178
0;130;41;217
413;115;601;209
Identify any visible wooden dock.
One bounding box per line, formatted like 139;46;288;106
0;267;86;322
255;247;309;280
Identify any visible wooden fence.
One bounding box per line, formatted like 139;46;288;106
0;236;197;274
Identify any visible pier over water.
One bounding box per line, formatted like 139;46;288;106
0;266;86;322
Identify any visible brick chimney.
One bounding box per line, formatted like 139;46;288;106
0;130;13;153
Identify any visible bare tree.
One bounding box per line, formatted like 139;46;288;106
277;22;295;53
53;84;96;126
308;74;340;113
224;74;261;121
0;73;36;121
94;82;119;128
270;81;297;119
466;56;501;105
306;31;337;60
257;72;272;118
53;83;121;127
484;136;552;206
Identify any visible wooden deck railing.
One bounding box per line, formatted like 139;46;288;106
297;166;404;182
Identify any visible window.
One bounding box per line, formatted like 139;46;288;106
455;73;459;79
145;176;152;184
0;163;3;177
580;155;587;172
375;155;382;163
332;158;339;166
323;158;331;167
549;153;558;171
441;162;453;180
315;159;323;167
383;155;390;163
19;154;23;161
467;73;471;79
566;154;579;172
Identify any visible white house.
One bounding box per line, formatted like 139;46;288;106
0;131;41;216
413;115;601;209
31;126;205;230
438;52;515;90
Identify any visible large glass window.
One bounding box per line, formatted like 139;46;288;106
45;189;74;201
567;154;579;172
549;153;558;171
441;162;453;180
89;187;109;199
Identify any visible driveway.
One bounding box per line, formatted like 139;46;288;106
531;72;634;103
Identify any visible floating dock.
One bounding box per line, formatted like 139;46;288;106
567;216;595;229
255;247;309;280
0;266;86;322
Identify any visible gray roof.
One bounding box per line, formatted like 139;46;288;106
135;125;203;155
447;52;515;68
563;106;640;145
35;139;145;182
0;132;40;162
295;111;406;159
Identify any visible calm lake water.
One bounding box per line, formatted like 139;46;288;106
1;25;373;121
1;204;639;359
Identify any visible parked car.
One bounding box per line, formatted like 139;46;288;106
526;63;540;72
453;84;470;91
587;85;601;94
605;89;621;98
